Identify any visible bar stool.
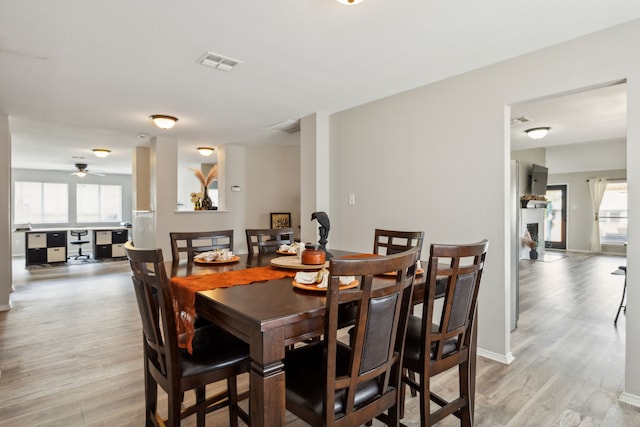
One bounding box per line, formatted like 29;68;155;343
69;230;90;260
612;265;627;325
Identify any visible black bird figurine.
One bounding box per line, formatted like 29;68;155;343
311;211;332;259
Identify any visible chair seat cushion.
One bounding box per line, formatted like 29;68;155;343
284;342;383;419
180;325;250;377
403;315;458;362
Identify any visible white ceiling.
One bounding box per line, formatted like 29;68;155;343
510;82;627;151
2;1;637;175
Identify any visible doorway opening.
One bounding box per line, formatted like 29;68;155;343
545;184;567;250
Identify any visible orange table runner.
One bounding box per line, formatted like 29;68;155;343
170;266;296;353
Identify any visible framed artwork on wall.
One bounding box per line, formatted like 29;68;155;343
270;212;291;229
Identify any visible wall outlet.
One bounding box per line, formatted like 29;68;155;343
348;193;355;205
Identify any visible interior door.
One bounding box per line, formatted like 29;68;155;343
545;184;567;249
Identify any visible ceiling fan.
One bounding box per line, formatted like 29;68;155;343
71;163;105;177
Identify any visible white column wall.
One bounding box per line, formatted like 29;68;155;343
300;113;330;245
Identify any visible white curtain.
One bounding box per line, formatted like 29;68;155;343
588;178;607;252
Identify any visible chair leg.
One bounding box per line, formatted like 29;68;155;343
459;361;473;427
144;366;158;427
408;369;418;397
614;277;627;325
227;377;239;427
399;377;405;419
167;390;182;427
193;386;206;427
421;373;430;427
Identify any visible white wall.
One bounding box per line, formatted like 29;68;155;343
149;136;299;257
546;138;626;174
323;19;640;398
0;113;11;311
548;168;626;253
514;140;627;253
244;144;301;238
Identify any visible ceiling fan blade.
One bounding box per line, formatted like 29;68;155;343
88;171;106;176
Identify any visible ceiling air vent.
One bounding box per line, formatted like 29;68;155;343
510;116;531;125
198;51;242;71
267;119;300;134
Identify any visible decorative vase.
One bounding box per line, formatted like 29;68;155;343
529;248;538;260
201;187;213;210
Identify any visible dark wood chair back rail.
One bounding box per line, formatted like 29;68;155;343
284;246;420;426
169;230;234;261
337;228;425;330
245;227;294;255
401;239;489;427
124;241;250;427
373;228;425;258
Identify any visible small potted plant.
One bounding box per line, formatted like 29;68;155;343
520;194;547;208
521;231;539;260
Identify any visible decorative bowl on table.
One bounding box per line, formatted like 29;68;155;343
301;244;326;265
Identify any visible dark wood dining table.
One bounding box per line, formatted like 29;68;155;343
167;250;463;426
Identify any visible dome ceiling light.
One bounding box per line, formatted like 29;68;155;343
525;127;551;140
150;114;178;130
197;147;215;156
92;148;111;158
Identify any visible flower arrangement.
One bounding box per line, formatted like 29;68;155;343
520;194;547;202
520;194;547;208
189;165;218;210
521;231;538;250
189;164;218;188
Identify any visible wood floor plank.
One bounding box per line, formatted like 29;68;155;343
2;253;640;426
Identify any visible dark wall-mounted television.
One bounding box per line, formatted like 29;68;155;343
530;164;548;195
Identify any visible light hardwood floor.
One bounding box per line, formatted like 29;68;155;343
1;253;639;426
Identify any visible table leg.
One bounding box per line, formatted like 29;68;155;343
249;329;287;426
249;360;285;426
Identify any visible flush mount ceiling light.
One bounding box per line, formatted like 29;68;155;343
336;0;364;4
198;147;215;156
92;148;111;158
150;114;178;130
525;127;551;140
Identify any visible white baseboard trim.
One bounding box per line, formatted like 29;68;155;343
0;302;13;312
620;391;640;408
478;348;514;365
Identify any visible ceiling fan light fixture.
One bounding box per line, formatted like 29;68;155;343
92;148;111;158
525;127;551;140
150;114;178;130
75;171;87;178
197;146;215;156
336;0;364;4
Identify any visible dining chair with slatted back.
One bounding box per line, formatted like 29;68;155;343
401;240;489;427
124;241;250;427
245;227;294;255
284;246;419;426
337;228;425;331
169;230;234;262
374;229;425;258
373;229;425;392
